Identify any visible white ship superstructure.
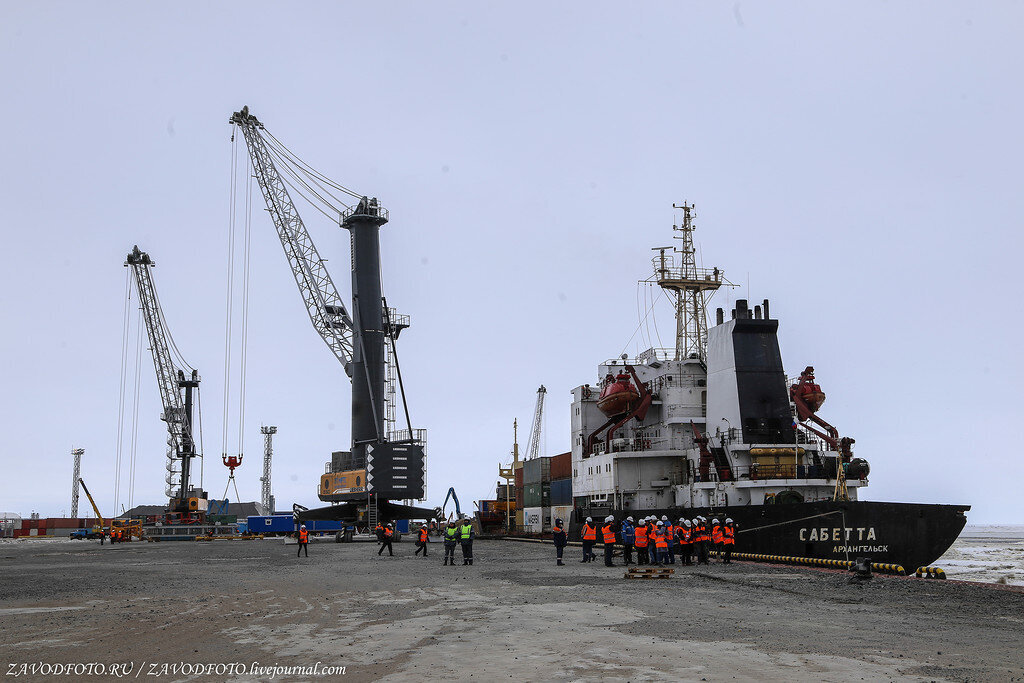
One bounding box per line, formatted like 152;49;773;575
570;205;867;516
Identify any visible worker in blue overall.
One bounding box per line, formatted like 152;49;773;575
620;516;635;565
552;518;568;566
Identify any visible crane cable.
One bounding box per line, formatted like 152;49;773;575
237;147;253;461
264;141;351;219
127;308;143;510
262;128;363;199
113;268;132;512
222;129;238;460
264;138;354;210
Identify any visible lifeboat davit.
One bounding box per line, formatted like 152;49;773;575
597;373;640;417
794;383;826;413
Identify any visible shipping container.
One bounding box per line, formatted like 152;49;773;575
550;478;572;505
496;484;514;501
523;457;552;485
550;452;572;480
309;520;344;532
524;482;550;508
514;468;523;489
551;505;574;527
515;508;525;532
523;507;544;534
246;515;294;534
396;519;410;534
515;487;524;508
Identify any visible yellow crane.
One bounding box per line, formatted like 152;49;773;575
78;478;106;539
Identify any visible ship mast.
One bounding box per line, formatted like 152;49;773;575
651;202;732;363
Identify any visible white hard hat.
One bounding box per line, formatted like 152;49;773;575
683;519;691;527
657;521;664;526
431;518;437;522
712;518;720;524
605;515;614;522
661;515;668;521
627;516;634;522
300;524;306;529
586;517;592;523
725;518;733;523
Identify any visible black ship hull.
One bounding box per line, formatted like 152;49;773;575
574;500;969;570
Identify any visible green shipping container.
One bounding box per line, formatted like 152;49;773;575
524;482;550;508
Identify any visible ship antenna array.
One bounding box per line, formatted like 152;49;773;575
647;202;735;363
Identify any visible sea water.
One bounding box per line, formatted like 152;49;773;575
936;524;1024;585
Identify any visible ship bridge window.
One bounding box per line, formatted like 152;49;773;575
356;476;361;486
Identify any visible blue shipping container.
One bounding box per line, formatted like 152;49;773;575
309;520;344;532
550;478;572;506
396;519;410;534
246;515;294;534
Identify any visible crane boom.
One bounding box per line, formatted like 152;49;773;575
525;385;547;461
125;246;199;502
78;478;105;531
230;106;355;376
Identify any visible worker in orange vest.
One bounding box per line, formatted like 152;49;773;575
653;521;669;565
662;516;676;565
580;517;597;563
378;523;394;556
415;523;429;557
712;518;724;560
722;518;736;564
677;518;693;565
297;524;309;557
601;515;617;567
633;519;649;565
694;517;709;565
374;523;384;541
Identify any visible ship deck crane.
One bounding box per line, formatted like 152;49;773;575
125;246;202;513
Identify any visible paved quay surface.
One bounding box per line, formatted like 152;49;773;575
2;538;1023;682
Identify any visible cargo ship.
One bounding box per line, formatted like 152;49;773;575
558;203;968;570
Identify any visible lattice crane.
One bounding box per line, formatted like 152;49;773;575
125;246;200;507
525;385;547;461
230;106;356;376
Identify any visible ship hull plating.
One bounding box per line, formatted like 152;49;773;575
574;500;969;570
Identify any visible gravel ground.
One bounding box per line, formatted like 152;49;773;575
1;537;1023;682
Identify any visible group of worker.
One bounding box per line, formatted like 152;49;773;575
373;517;477;565
565;515;736;567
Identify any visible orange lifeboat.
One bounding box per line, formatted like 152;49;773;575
790;366;826;413
596;373;640;417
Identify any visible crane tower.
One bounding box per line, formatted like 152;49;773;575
70;448;84;517
260;425;277;513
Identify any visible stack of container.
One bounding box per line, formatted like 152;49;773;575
514;462;524;530
523;456;553;533
549;452;573;527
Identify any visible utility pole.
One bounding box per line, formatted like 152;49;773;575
70;448;84;517
260;426;277;513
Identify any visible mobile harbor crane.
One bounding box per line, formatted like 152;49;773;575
230;106;439;530
125;246;207;521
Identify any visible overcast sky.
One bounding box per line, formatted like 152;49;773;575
1;3;1021;524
